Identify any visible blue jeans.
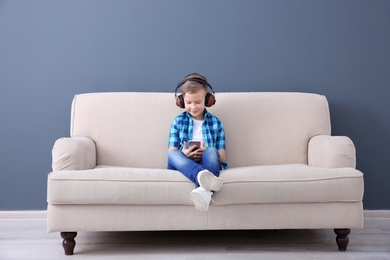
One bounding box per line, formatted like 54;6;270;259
167;147;221;186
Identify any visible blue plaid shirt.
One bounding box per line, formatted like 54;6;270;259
168;110;228;169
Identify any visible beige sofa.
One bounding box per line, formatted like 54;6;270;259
47;92;364;255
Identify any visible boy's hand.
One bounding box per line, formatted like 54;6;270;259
183;141;205;161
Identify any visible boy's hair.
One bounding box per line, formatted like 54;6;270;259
181;73;208;95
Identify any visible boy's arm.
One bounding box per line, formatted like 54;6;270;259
219;150;226;163
168;117;181;152
168;147;178;153
216;120;226;163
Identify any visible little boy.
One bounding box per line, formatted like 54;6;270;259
167;73;227;212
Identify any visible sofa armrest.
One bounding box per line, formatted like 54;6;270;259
308;135;356;168
52;137;96;171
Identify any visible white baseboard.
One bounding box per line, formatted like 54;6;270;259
0;210;47;220
0;210;389;220
364;210;390;218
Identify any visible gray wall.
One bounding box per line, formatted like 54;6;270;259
0;0;389;210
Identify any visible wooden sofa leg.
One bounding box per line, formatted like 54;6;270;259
60;232;77;255
334;228;350;251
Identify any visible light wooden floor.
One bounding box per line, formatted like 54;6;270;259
0;211;389;259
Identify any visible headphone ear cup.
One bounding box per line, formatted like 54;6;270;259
205;93;216;107
176;94;185;108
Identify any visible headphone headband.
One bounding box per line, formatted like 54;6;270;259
174;78;215;98
174;77;216;108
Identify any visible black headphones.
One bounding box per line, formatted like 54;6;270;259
174;77;216;108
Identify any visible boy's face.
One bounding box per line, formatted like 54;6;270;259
183;89;207;120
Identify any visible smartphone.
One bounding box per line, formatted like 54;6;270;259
188;140;201;150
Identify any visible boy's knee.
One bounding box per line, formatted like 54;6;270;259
168;149;179;159
204;147;219;158
207;147;218;152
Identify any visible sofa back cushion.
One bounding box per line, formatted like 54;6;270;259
71;92;330;168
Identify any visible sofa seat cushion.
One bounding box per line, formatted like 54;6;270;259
48;166;195;205
213;164;364;205
48;164;364;206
